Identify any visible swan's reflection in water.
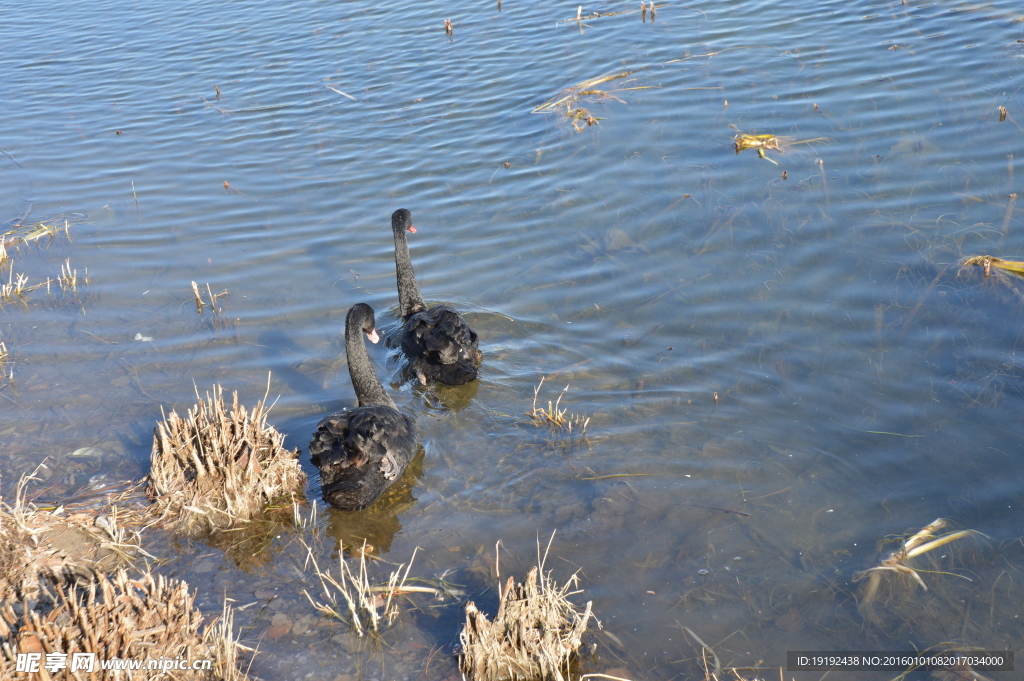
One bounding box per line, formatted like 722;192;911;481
408;376;480;412
322;446;425;557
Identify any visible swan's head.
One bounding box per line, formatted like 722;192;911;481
391;208;416;234
348;302;380;344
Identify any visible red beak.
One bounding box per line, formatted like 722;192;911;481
407;224;416;233
366;328;380;344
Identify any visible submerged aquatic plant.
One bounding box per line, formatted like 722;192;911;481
147;382;305;536
853;518;981;613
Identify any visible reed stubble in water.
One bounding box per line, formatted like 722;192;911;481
147;384;305;535
459;536;595;681
0;568;250;680
0;469;145;598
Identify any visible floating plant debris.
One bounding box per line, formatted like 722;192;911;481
733;133;783;165
961;254;1024;278
1;213;86;249
959;254;1024;302
532;71;652;132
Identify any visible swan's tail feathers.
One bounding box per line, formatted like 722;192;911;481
413;357;478;385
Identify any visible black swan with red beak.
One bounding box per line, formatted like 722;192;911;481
390;208;480;385
310;303;417;510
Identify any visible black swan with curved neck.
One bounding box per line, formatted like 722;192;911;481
391;208;480;385
310;303;418;510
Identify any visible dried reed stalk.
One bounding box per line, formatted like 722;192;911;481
528;377;591;435
147;384;304;535
0;568;250;680
459;562;595;681
302;541;423;637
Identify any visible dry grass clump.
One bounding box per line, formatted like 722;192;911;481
0;270;30;309
0;568;250;680
58;257;89;294
0;469;145;599
147;383;305;536
459;536;596;681
0;214;88;310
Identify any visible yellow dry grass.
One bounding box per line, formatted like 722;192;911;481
459;535;596;681
528;377;591;435
0;568;251;680
0;468;146;600
147;383;305;536
301;540;432;637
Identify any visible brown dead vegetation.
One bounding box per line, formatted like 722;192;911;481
0;568;250;680
147;383;305;536
0;469;145;600
459;536;596;681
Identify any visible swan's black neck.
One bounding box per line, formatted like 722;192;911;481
345;305;396;409
391;209;427;318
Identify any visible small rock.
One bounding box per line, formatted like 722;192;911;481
266;612;292;640
193;557;218;573
775;607;803;632
70;446;104;459
291;614;313;636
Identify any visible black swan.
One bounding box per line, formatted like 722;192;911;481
390;208;480;385
310;303;418;510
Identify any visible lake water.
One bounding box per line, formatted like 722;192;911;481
3;0;1024;679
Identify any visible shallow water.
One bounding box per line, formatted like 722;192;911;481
3;0;1024;678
